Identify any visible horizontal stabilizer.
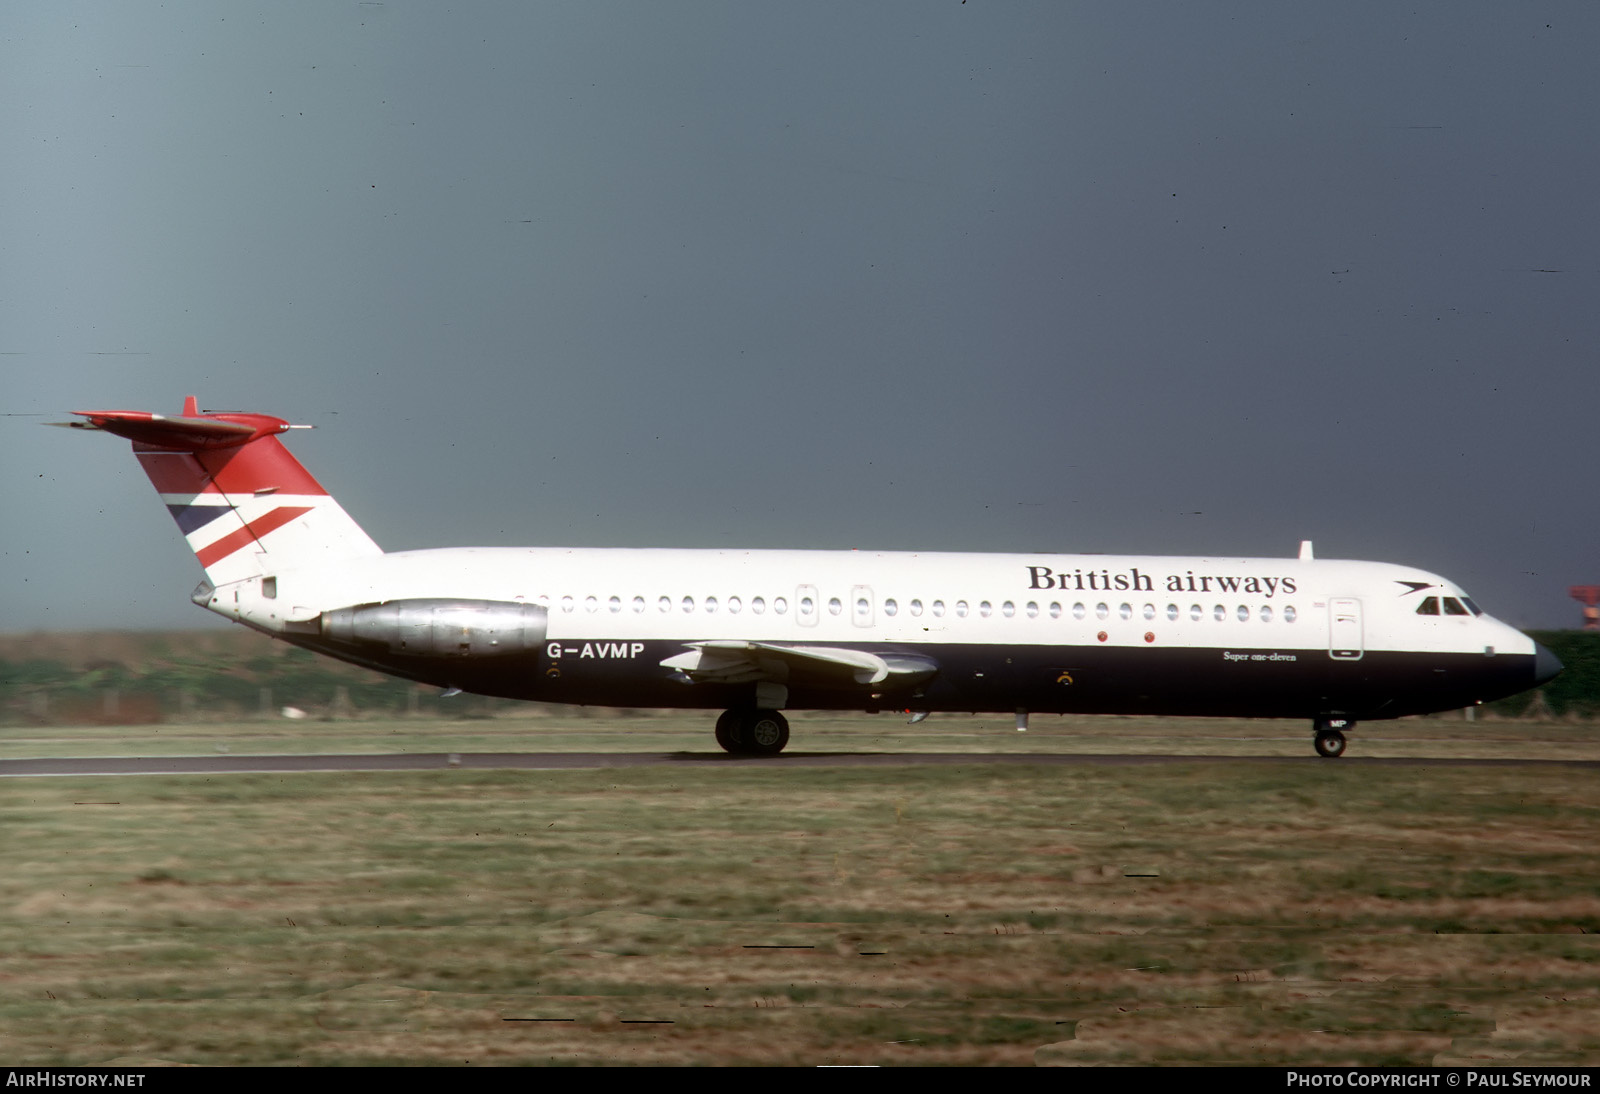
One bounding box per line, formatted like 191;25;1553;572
69;409;293;451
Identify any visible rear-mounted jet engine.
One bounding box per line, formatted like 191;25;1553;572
319;599;548;657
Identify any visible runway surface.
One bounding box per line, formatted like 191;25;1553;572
4;751;1598;777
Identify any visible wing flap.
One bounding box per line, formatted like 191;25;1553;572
661;641;938;690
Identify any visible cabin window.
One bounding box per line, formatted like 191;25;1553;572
682;596;695;613
1023;601;1036;618
752;596;766;614
608;596;621;613
1143;603;1156;621
909;599;923;617
561;596;575;613
1234;604;1248;622
1443;597;1469;616
884;599;898;617
705;596;718;614
800;596;814;616
828;597;843;616
774;597;788;614
1072;602;1086;620
1190;603;1202;621
1416;597;1441;616
728;596;741;614
1095;603;1109;620
1118;603;1132;621
1166;604;1179;621
658;595;671;613
1284;605;1297;622
1260;605;1273;622
854;596;869;618
1214;604;1226;621
932;600;946;617
632;596;645;613
955;600;969;618
979;601;992;618
1048;602;1061;619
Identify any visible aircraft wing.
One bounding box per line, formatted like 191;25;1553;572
661;641;938;690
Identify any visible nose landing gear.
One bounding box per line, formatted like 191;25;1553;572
1313;717;1352;758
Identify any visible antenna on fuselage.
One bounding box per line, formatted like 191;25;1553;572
1299;540;1314;561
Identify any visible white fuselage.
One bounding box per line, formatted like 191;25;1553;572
194;545;1543;725
219;546;1531;661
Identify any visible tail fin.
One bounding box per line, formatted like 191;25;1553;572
70;396;382;585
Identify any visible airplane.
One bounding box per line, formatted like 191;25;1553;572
59;397;1562;759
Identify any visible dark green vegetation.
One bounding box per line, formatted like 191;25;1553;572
2;762;1598;1065
4;629;1598;726
1500;630;1600;718
0;630;471;725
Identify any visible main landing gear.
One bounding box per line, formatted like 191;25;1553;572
1313;717;1353;759
715;708;791;757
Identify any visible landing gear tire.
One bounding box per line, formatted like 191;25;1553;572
741;709;790;757
714;709;743;754
1313;716;1353;758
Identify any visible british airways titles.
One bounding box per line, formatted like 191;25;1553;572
1026;566;1298;598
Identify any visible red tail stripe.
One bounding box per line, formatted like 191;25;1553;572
135;436;328;497
136;450;219;495
194;506;313;568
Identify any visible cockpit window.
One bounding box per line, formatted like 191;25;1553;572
1462;597;1483;616
1416;597;1440;616
1443;597;1469;616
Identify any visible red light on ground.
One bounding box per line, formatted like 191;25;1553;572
1570;586;1600;630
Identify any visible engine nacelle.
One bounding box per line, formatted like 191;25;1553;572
320;599;548;658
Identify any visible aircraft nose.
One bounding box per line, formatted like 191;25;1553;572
1533;642;1563;687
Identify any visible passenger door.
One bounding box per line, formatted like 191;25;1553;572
1329;598;1363;661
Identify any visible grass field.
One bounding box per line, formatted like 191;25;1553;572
7;707;1600;761
3;713;1599;1066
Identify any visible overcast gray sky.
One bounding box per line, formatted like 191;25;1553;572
3;2;1596;632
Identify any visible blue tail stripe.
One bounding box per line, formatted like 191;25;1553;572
166;503;235;536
